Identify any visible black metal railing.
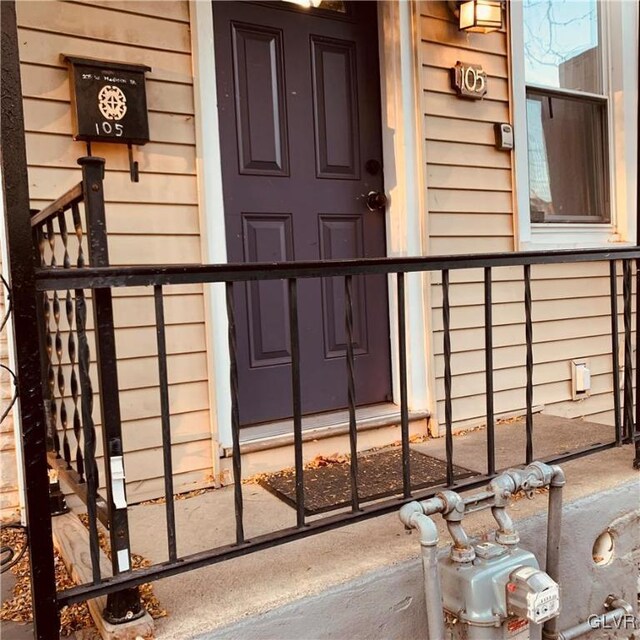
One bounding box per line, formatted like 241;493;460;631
30;157;143;624
20;159;640;635
32;247;640;601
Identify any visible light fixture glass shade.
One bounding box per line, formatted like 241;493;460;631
458;0;503;33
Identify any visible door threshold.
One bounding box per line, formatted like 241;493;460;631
222;403;430;457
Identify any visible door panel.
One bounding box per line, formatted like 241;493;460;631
231;23;289;175
311;37;359;178
213;1;391;425
318;214;367;358
242;213;293;367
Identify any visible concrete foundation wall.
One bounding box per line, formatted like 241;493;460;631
206;480;639;640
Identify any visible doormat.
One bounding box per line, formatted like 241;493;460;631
257;448;476;515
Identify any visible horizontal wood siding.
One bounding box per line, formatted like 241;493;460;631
0;251;20;518
17;1;213;501
419;2;624;437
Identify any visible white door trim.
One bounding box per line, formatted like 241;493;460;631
378;0;432;419
190;0;231;461
190;0;431;450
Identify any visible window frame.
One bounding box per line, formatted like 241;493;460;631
510;0;638;249
525;84;610;225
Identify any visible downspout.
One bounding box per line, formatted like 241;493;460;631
399;503;446;640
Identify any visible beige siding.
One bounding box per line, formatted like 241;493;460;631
419;2;624;434
17;1;213;501
419;3;514;256
0;250;20;518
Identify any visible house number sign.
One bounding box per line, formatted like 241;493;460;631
451;61;487;100
63;55;151;144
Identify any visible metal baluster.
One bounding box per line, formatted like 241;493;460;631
635;259;640;468
67;289;83;481
610;261;622;446
623;260;634;442
484;267;495;476
442;270;454;486
70;204;85;477
75;290;101;583
524;264;534;464
58;211;70;269
154;285;177;561
34;225;57;455
54;214;70;467
45;218;56;268
43;221;59;458
226;281;244;544
53;285;70;468
35;223;46;268
397;273;411;497
288;278;305;525
345;275;360;509
71;203;85;269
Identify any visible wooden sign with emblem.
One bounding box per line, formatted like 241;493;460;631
63;55;151;145
451;61;487;100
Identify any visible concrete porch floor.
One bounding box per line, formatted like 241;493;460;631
120;414;636;639
414;413;618;473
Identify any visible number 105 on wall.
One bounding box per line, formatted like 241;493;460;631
451;61;488;100
94;121;124;137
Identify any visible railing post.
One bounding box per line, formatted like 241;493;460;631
622;260;633;442
1;2;59;636
78;156;144;623
635;258;640;469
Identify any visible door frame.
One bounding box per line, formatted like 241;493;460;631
189;0;433;450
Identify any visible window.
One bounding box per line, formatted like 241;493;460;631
511;0;638;249
523;0;609;224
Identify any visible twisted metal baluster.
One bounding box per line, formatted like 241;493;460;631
76;288;101;581
524;264;534;464
36;225;57;454
43;221;59;457
67;289;83;480
226;282;244;544
397;272;411;497
622;260;633;441
72;203;85;268
70;204;85;480
442;270;454;486
46;218;57;268
56;213;71;467
53;283;70;468
58;211;71;270
344;275;359;510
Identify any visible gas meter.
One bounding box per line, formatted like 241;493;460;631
399;462;565;640
439;542;559;639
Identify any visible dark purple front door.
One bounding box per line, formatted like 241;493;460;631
213;0;391;425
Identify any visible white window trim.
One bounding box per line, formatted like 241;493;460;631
510;0;638;250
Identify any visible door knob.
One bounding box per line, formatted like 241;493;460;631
365;191;387;212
